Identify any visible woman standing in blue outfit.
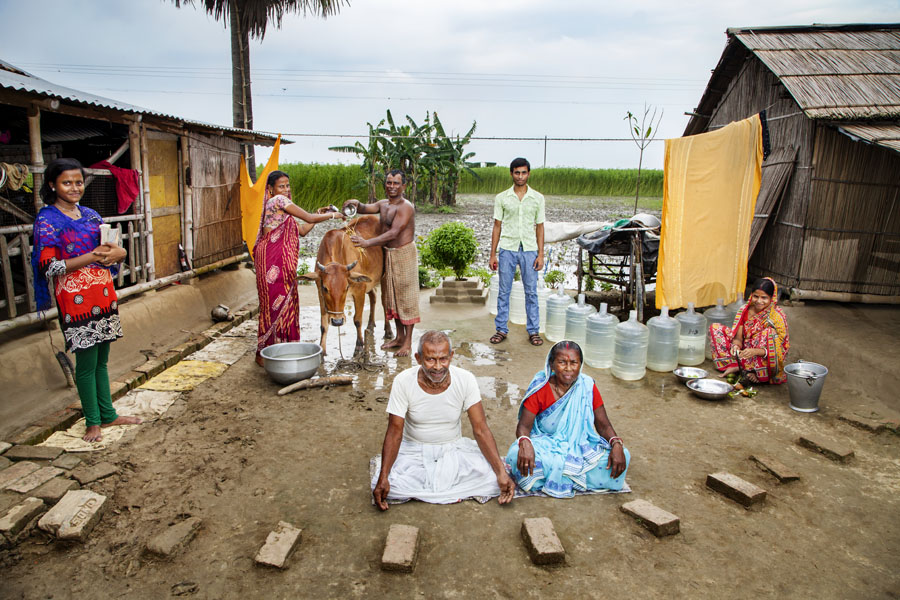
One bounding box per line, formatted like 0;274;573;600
505;340;629;497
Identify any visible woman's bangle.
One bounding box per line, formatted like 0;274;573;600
608;436;623;448
517;435;532;447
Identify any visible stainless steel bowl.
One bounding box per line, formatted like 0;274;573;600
342;204;357;218
673;366;708;383
686;378;733;401
260;342;323;385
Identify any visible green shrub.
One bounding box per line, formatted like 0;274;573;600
544;270;565;287
424;222;478;280
467;266;492;288
583;275;595;292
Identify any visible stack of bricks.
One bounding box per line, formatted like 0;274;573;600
429;278;488;305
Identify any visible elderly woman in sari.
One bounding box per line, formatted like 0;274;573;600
505;340;629;497
254;170;342;365
710;277;790;384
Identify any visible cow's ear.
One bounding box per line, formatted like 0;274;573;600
298;272;319;281
349;274;372;283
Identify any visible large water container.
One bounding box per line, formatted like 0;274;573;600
488;274;499;316
537;280;552;333
676;302;707;366
585;303;619;368
611;310;649;381
646;306;679;372
725;297;746;324
564;293;596;346
545;285;573;342
509;281;526;324
704;298;731;359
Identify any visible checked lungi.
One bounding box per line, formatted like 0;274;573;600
383;242;421;325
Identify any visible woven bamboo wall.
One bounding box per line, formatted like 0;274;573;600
703;56;815;291
798;124;900;294
187;133;243;268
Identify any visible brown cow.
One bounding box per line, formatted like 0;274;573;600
298;215;391;354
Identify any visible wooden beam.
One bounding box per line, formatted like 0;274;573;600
0;235;17;318
139;123;156;281
27;105;44;214
0;196;33;223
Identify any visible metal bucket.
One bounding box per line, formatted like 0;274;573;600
784;361;828;413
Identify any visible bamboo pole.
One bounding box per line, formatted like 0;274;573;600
139;123;156;281
0;252;248;334
27;105;44;214
789;288;900;305
277;375;353;396
181;135;194;266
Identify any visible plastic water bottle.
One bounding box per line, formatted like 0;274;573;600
704;298;731;359
646;306;679;372
537;280;552;333
676;302;707;366
564;293;596;346
584;302;618;368
611;310;649;381
725;297;746;324
545;285;573;342
509;281;526;325
488;274;499;316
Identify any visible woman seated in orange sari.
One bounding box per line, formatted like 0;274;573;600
710;277;790;384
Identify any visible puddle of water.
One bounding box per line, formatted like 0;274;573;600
475;375;521;409
454;341;510;367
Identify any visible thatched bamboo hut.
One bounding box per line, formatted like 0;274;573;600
684;24;900;300
0;60;283;326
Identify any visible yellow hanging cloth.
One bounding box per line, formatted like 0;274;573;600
657;115;763;309
240;136;282;255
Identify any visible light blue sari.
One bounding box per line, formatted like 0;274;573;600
505;350;630;497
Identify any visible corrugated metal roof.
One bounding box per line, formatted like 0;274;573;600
835;122;900;153
0;59;283;144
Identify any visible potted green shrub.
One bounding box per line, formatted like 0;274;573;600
424;222;478;280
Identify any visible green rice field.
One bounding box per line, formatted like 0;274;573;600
266;163;664;210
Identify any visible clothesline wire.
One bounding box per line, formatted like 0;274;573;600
256;132;665;142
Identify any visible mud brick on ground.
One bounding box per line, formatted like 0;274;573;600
707;472;767;508
0;497;44;542
797;434;854;463
521;518;565;565
51;454;82;470
71;462;119;485
3;445;63;462
5;467;64;493
120;371;148;390
9;425;52;446
255;521;302;569
0;456;10;470
0;462;40;488
134;359;165;378
32;477;79;504
837;413;887;433
34;409;81;433
0;442;11;454
38;489;107;542
621;499;680;537
381;524;419;573
109;380;129;401
750;455;800;483
146;517;202;558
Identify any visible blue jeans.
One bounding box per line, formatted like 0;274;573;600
495;246;540;335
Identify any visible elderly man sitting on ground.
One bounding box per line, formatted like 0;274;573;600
371;330;515;509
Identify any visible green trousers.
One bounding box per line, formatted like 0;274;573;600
75;342;117;427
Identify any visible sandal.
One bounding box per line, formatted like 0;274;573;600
490;331;507;344
529;333;544;346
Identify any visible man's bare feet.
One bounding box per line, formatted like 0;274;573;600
720;366;739;378
101;415;143;428
394;344;412;357
83;425;103;443
381;337;402;350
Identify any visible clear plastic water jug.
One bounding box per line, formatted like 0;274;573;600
584;302;618;368
704;298;731;359
545;285;573;342
611;310;649;381
676;302;707;366
509;281;526;325
725;297;746;324
646;306;679;372
564;293;596;346
488;274;499;316
537;280;552;333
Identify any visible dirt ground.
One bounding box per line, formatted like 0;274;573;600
3;197;899;599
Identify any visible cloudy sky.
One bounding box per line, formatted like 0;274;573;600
2;0;897;169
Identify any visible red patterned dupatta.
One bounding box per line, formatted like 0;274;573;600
253;191;301;357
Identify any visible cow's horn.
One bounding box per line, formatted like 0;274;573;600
316;261;326;272
346;260;358;271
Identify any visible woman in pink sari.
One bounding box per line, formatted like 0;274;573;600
710;277;790;384
254;170;341;365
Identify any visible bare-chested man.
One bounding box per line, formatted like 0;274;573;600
343;170;420;357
